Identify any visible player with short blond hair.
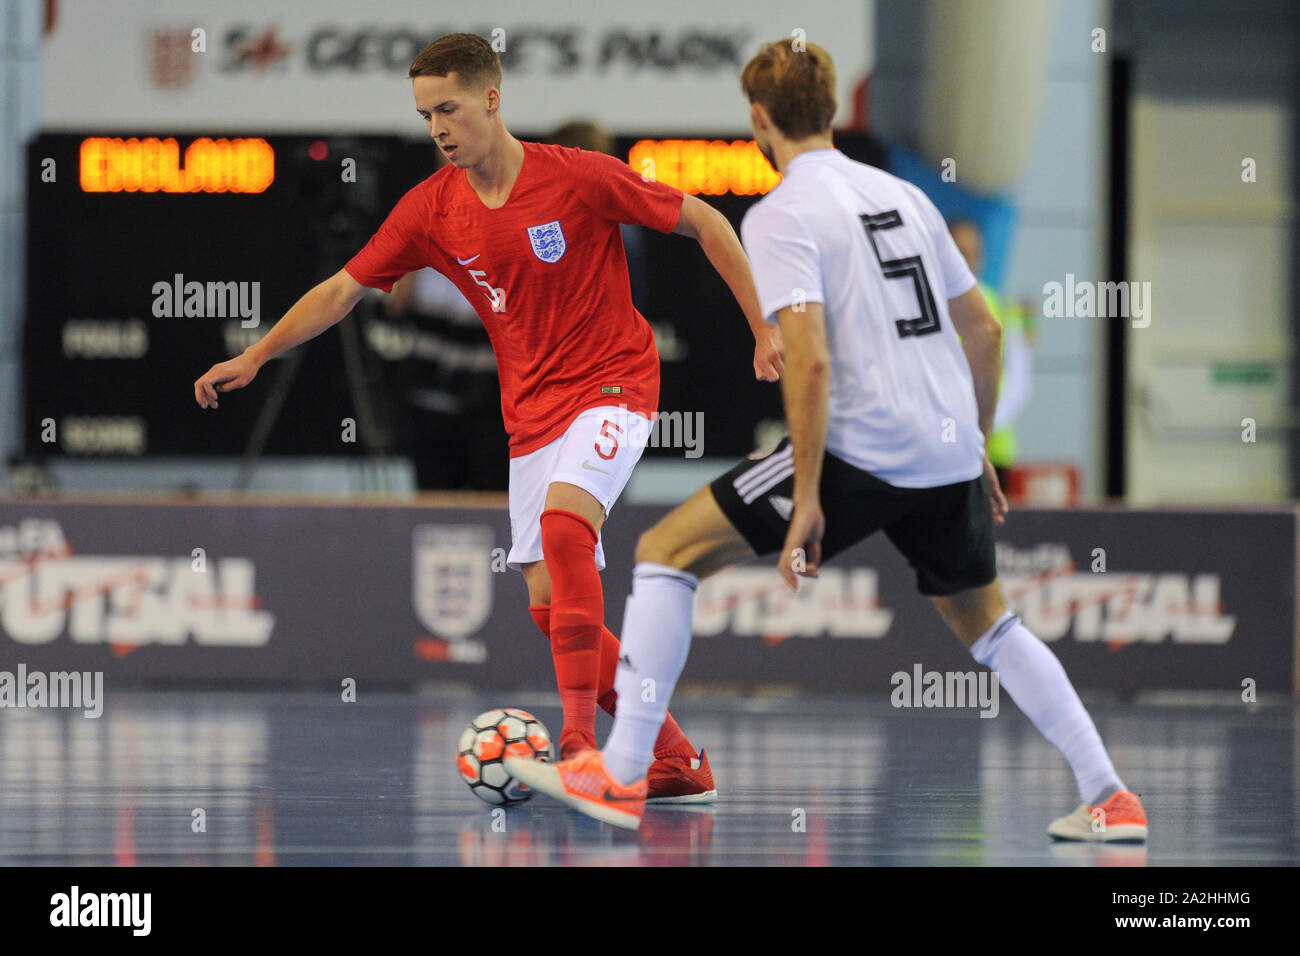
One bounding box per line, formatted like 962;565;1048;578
510;39;1148;842
195;32;784;803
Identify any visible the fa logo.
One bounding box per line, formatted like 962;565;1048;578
526;220;566;263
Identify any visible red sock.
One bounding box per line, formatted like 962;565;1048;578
539;509;603;754
528;609;697;762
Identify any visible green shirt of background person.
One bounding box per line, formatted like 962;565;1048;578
949;220;1034;472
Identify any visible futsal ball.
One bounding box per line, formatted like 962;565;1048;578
457;708;553;806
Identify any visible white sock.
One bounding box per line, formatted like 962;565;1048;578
602;562;698;785
971;611;1126;806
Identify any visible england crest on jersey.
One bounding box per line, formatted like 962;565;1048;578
526;220;566;263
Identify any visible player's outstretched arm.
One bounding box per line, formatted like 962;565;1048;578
776;301;829;588
193;269;369;408
673;194;783;381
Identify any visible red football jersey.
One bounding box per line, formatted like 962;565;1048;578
345;141;684;456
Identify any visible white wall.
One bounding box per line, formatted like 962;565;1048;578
873;0;1107;497
1001;0;1107;498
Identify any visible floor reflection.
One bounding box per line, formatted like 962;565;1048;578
0;691;1293;866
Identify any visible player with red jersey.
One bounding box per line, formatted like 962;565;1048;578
194;33;781;802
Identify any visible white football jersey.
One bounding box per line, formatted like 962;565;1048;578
740;148;984;488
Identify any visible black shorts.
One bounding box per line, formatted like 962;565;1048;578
709;438;998;597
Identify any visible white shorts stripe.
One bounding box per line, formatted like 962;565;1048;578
733;447;794;497
740;463;795;504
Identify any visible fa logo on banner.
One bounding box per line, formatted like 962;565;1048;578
412;526;494;655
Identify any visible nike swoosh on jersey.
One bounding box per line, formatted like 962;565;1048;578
581;461;612;474
457;254;481;265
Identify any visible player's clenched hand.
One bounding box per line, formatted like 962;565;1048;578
753;324;784;381
194;352;260;409
779;499;825;589
984;455;1008;525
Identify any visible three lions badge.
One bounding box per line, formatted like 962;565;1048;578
527;220;566;263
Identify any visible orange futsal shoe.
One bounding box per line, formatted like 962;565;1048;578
647;749;717;804
504;749;646;830
1048;790;1148;843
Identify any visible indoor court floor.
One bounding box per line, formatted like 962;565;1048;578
0;689;1294;866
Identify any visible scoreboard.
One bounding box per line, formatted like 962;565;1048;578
25;132;421;458
24;130;885;461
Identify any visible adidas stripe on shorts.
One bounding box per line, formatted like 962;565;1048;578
708;437;998;596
